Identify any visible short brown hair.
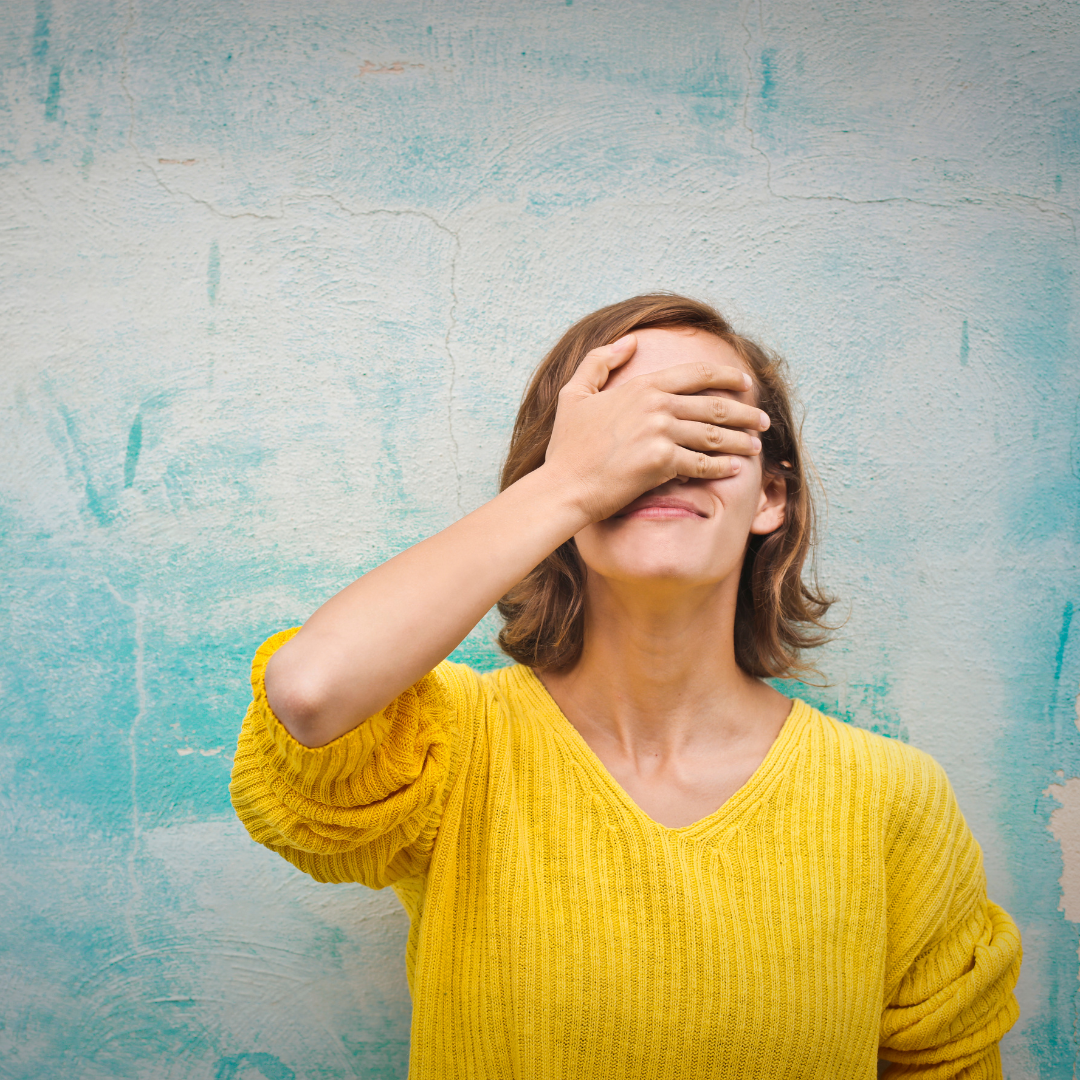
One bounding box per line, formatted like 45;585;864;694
496;293;835;679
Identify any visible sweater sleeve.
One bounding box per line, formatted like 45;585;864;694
229;628;479;890
878;751;1022;1079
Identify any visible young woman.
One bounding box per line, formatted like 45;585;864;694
231;294;1021;1079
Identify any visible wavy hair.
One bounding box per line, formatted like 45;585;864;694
497;293;835;679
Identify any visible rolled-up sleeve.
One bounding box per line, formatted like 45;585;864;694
878;752;1022;1078
229;628;479;889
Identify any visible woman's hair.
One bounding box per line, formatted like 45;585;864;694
497;292;835;679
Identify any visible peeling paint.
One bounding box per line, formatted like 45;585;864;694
1048;775;1080;922
358;61;425;77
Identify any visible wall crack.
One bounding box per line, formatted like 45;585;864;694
315;196;465;517
734;0;1076;237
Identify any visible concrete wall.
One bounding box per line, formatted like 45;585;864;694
2;1;1078;1076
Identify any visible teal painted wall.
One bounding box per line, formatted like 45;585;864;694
2;1;1078;1076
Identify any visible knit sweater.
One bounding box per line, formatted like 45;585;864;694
230;628;1021;1080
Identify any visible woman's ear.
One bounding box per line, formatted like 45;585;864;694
750;467;787;536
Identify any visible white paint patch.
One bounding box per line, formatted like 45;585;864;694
1046;688;1080;923
1047;777;1080;923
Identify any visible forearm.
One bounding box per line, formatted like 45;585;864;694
265;464;589;746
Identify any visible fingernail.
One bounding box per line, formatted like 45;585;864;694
743;373;752;389
759;411;770;429
612;333;635;348
751;437;762;451
730;458;741;473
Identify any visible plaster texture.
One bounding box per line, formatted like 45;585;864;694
1;1;1078;1076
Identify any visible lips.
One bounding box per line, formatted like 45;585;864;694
616;496;708;519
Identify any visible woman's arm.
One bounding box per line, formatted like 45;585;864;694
266;334;770;746
267;467;588;745
878;751;1021;1077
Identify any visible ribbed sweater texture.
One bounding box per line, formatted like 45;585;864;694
230;629;1021;1079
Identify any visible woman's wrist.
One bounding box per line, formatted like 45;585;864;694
505;462;597;542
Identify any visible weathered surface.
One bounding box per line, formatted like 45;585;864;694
1;1;1077;1076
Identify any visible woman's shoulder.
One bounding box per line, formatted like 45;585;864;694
476;660;541;702
800;702;957;819
805;702;940;768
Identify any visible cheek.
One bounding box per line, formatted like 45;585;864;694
702;460;764;515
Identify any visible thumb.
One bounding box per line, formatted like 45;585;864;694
564;333;637;397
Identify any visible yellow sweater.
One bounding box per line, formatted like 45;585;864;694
230;629;1021;1080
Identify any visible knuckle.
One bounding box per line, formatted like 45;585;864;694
705;423;723;446
695;362;712;382
695;453;710;478
709;398;729;422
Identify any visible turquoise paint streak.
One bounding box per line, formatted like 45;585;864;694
123;412;142;489
53;396;115;527
207;241;220;305
44;65;60;121
32;0;50;60
1055;602;1074;682
760;48;779;107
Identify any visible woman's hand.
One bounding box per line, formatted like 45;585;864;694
543;334;771;523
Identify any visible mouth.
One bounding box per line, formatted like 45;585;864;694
615;496;708;520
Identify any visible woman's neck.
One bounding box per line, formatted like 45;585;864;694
539;572;790;761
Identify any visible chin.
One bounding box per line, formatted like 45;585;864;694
578;529;742;588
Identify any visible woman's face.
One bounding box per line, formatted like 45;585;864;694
573;327;787;592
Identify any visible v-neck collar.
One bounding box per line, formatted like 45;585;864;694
513;664;812;839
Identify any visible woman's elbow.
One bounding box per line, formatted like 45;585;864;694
264;647;338;747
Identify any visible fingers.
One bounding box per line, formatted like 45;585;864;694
563;334;637;396
642;363;769;423
670;391;770;432
668;419;762;457
671;448;744;480
644;360;750;394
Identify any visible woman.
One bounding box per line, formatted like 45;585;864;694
231;294;1021;1078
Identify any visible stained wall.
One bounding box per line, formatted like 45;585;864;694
2;1;1078;1076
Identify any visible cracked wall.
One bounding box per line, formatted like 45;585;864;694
1;1;1078;1077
